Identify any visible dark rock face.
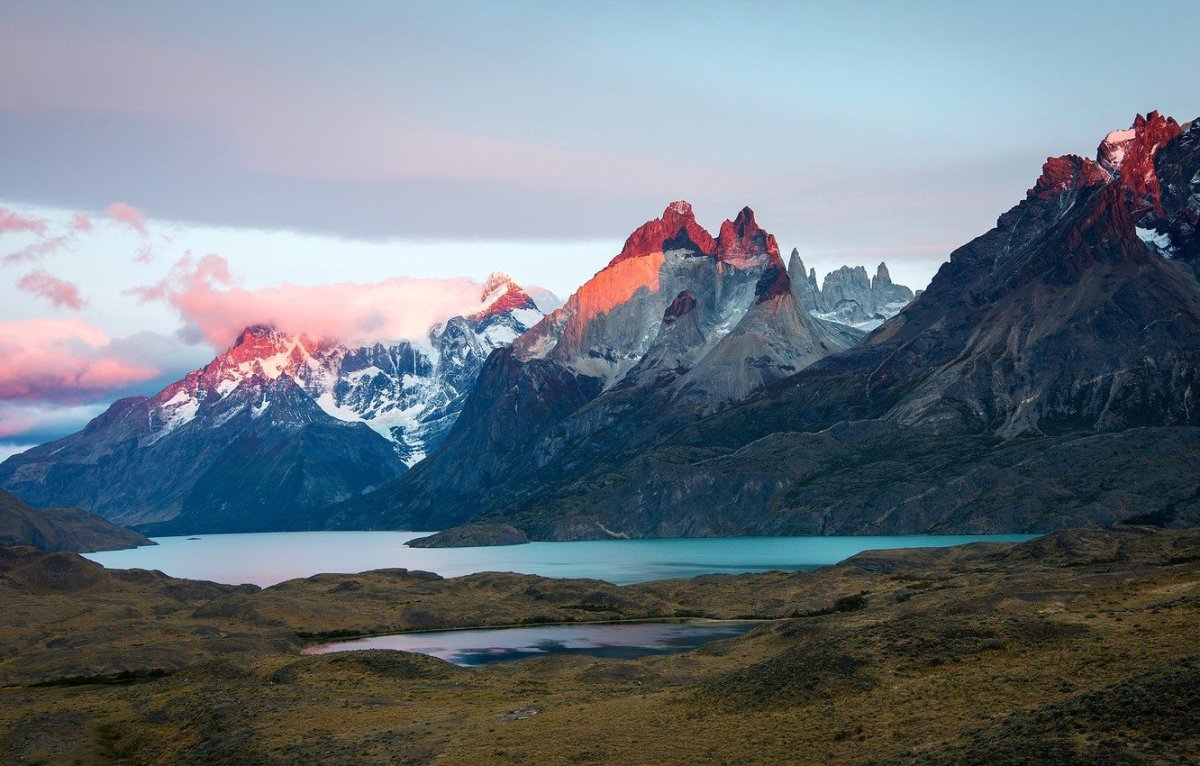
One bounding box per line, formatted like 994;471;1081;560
405;524;529;548
1150;116;1200;269
0;279;547;534
347;112;1200;538
0;488;151;553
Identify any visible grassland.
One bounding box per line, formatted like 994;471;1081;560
1;527;1198;764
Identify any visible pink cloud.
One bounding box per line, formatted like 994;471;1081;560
0;401;110;444
17;270;87;310
3;235;71;265
106;202;149;236
0;318;160;403
0;207;47;236
130;252;483;347
0;408;35;438
70;212;93;232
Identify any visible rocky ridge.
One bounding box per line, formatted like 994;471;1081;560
786;250;916;329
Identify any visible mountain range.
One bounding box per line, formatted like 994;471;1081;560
0;208;916;535
0;274;547;533
332;111;1200;539
788;253;916;329
5;112;1196;541
327;201;880;535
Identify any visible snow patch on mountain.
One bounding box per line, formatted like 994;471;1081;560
1137;226;1176;258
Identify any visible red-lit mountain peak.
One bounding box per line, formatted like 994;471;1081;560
150;324;333;408
1028;155;1109;200
609;200;717;266
470;272;539;322
715;206;781;269
224;325;319;366
1097;111;1183;218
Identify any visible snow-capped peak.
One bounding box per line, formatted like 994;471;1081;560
471;274;540;326
144;279;546;465
480;271;518;303
1098;127;1137;175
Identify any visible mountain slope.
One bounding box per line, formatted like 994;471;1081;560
0;276;546;533
0;488;151;552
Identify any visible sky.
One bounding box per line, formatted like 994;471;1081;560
1;0;1198;456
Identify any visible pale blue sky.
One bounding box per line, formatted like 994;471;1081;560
3;1;1197;254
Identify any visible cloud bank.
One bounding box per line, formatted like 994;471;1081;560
131;252;486;348
0;318;161;403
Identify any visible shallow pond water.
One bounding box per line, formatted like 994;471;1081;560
303;620;763;666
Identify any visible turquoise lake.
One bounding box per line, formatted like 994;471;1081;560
82;531;1037;587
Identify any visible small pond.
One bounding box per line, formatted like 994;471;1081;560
303;620;762;666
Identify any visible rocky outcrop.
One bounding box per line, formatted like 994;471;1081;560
870;262;913;308
808;262;915;328
785;248;917;330
609;199;716;265
1098;110;1182;219
786;249;821;311
818;265;874;324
